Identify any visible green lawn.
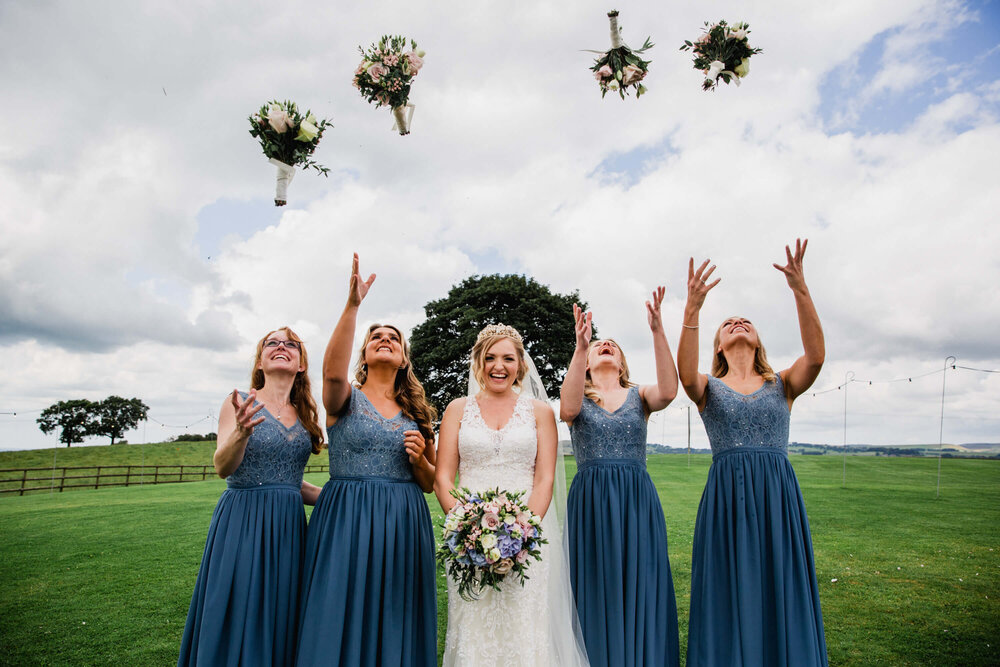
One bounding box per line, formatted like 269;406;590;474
1;455;997;665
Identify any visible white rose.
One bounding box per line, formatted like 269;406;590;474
480;533;497;549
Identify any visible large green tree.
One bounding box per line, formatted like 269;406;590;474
91;396;149;445
36;399;97;447
409;274;594;413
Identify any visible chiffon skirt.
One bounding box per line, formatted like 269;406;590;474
687;448;828;667
295;477;437;667
178;484;306;667
568;459;680;667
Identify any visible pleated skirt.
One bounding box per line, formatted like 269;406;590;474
178;484;306;667
295;477;437;667
568;459;680;667
687;448;828;667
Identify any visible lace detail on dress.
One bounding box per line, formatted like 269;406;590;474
443;392;558;666
226;392;313;488
569;386;647;466
326;387;416;480
700;375;790;455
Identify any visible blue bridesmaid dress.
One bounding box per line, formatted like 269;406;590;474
567;386;680;666
295;387;437;666
687;376;828;666
178;393;313;666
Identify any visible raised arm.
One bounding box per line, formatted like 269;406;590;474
678;258;720;410
323;253;376;416
639;286;679;413
527;401;558;519
433;399;464;513
213;390;265;478
774;239;825;401
558;304;592;424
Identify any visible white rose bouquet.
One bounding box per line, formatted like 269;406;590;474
353;35;425;135
248;100;332;206
586;10;653;100
680;20;762;91
436;487;546;601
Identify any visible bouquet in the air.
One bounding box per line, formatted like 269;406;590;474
436;487;546;601
588;10;653;99
680;20;762;91
248;100;332;206
353;35;425;135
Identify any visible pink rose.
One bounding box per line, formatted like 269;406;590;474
622;65;644;86
481;512;500;529
405;51;424;74
595;64;613;81
266;106;293;134
367;63;388;83
516;549;529;564
516;512;530;525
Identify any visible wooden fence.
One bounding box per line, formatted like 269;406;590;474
0;464;331;497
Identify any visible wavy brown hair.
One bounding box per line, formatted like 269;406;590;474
251;327;325;453
471;331;529;392
583;338;636;406
353;324;437;443
711;317;777;382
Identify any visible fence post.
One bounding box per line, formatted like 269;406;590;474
95;466;102;490
154;466;160;485
20;469;27;496
59;468;66;493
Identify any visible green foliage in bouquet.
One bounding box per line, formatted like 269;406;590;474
353;35;425;110
680;20;762;91
248;100;332;174
588;10;653;100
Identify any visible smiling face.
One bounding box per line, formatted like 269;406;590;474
471;334;528;395
715;316;759;354
362;326;405;369
253;327;307;383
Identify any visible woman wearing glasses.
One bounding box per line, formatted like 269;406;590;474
178;327;325;667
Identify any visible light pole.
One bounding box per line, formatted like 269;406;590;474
936;356;956;499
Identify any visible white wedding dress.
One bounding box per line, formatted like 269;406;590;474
442;393;588;667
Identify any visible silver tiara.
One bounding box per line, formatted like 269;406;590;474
475;323;523;345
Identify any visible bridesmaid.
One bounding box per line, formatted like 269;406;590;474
680;240;828;666
178;327;325;666
296;253;438;667
561;287;680;667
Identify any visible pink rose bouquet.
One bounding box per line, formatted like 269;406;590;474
436;487;546;601
587;10;653;100
248;100;332;206
353;35;425;135
680;20;762;91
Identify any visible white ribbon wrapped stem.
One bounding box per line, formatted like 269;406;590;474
608;12;623;49
269;158;295;206
391;103;415;135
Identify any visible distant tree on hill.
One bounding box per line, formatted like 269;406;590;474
91;396;150;445
409;274;592;413
37;399;97;447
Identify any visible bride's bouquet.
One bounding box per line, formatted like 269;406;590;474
680;20;762;91
587;10;653;99
353;35;425;135
248;100;332;206
437;487;546;601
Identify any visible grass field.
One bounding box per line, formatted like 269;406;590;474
1;455;997;666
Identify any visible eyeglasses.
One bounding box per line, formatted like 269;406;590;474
263;339;301;350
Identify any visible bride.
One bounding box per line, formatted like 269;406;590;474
434;324;589;666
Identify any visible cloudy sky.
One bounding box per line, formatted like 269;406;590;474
2;0;998;451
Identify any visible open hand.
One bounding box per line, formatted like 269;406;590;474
646;286;666;333
572;303;592;351
773;238;809;292
347;253;376;307
687;258;720;311
231;389;265;437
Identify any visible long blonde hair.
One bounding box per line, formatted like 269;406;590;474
353;323;437;443
251;327;325;453
711;318;777;382
583;338;635;406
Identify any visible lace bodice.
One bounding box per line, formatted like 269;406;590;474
456;393;537;494
326;386;416;480
569;385;647;466
700;375;789;455
226;392;313;488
